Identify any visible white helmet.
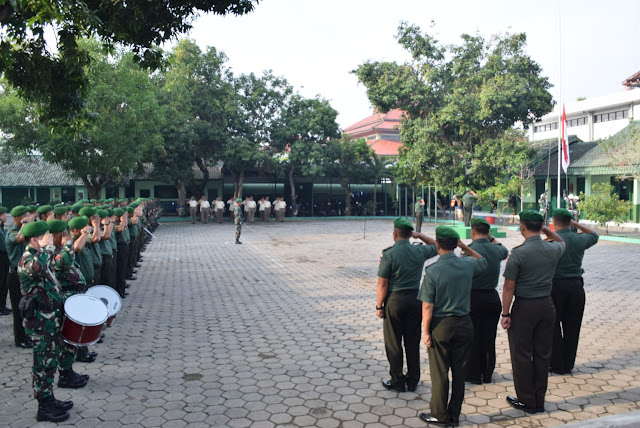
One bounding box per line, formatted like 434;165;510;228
568;194;574;199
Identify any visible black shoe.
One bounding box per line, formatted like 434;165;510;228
97;334;105;344
465;377;482;385
51;394;74;411
550;368;572;375
127;276;137;281
125;284;130;288
449;416;460;427
382;379;406;393
236;241;242;244
407;384;417;392
134;263;141;267
76;352;97;363
418;413;448;425
16;339;33;349
58;369;88;389
0;306;11;315
37;396;70;422
132;269;138;274
506;395;539;413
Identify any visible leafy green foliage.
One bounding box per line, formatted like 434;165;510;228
0;0;258;118
579;183;631;234
153;39;235;203
0;40;164;198
354;22;553;190
600;121;640;180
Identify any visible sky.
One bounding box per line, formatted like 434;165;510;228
179;0;640;129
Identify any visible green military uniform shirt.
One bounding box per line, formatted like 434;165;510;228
109;228;117;252
553;229;598;279
99;234;112;256
468;238;509;290
378;240;437;292
18;245;63;305
88;229;103;266
6;224;27;267
462;192;477;207
73;236;94;283
0;222;7;255
503;235;565;298
129;222;139;239
116;222;130;244
414;201;424;214
418;253;487;317
52;243;86;298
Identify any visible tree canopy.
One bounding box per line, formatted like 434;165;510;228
354;22;554;191
0;0;258;118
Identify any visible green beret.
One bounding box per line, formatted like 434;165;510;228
235;198;243;203
0;206;7;215
54;204;64;208
101;204;110;209
126;206;134;214
131;202;139;208
96;209;108;218
89;199;97;203
36;205;53;215
71;204;83;213
10;205;28;217
98;198;105;203
435;225;460;239
106;198;114;203
106;208;115;216
68;216;88;230
470;217;490;227
465;188;471;192
416;196;423;201
47;219;68;234
53;206;68;216
79;206;97;217
552;208;573;219
21;220;49;238
393;217;414;231
28;205;38;212
114;208;125;216
519;210;544;222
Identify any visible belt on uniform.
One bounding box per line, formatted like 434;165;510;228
389;289;419;294
471;289;497;293
515;295;550;300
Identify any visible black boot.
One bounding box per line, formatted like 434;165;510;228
37;396;70;422
58;369;88;389
51;394;74;411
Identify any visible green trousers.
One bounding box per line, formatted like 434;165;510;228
427;315;473;422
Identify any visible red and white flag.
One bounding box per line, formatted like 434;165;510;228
561;105;570;173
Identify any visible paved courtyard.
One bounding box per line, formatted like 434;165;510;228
1;219;640;428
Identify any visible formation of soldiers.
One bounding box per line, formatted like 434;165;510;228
0;197;160;422
377;209;598;426
187;195;288;224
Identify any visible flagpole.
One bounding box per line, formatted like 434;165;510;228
556;0;562;209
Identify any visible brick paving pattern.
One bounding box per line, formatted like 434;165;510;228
1;219;639;427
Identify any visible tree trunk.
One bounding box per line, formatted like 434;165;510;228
177;179;187;216
341;181;351;216
233;171;245;198
194;158;209;197
81;176;102;200
373;179;378;216
288;167;297;206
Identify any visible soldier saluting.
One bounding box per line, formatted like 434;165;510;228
376;218;437;393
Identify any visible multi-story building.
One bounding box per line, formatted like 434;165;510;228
342;108;404;157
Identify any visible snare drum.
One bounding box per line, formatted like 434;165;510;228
61;295;108;346
86;285;122;327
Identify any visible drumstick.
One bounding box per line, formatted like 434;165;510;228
144;227;156;239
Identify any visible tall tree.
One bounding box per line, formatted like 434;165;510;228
154;39;234;206
0;41;164;198
600;122;640;181
0;0;258;119
225;71;292;198
354;22;554;191
321;137;374;216
272;95;341;206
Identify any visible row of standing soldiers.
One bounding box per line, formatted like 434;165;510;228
377;208;598;426
188;196;287;224
0;198;160;422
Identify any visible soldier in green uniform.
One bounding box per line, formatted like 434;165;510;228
98;209;115;288
115;207;130;297
376;218;437;393
108;209;118;288
234;198;243;244
36;205;54;221
418;226;486;426
52;206;68;220
127;205;140;280
18;221;72;422
0;206;10;315
6;205;33;348
501;210;565;413
414;197;425;233
550;208;598;375
466;217;509;384
79;206;102;286
47;220;89;389
462;189;478;227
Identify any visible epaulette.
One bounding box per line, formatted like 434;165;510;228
380;246;392;259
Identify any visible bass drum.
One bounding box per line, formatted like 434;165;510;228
61;295;108;346
86;285;122;327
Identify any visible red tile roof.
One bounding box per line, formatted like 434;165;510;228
367;139;403;157
623;70;640;87
343;109;405;138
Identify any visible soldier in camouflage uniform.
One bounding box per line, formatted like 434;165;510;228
48;220;89;389
234;198;243;245
18;221;73;422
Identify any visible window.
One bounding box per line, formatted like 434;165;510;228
594;109;628;123
567;117;587;128
533;122;559;133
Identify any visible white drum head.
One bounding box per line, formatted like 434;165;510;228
86;285;122;317
64;295;108;326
